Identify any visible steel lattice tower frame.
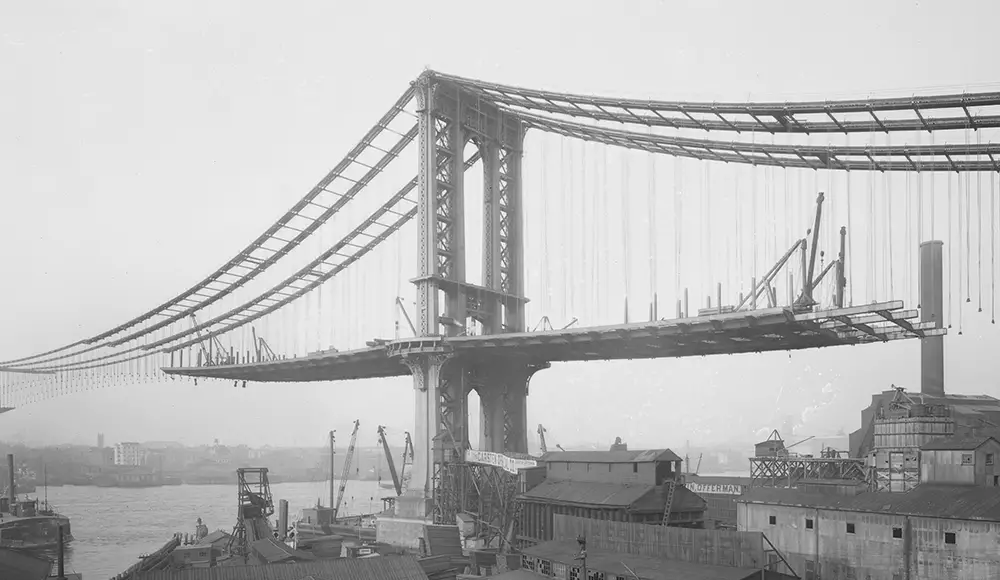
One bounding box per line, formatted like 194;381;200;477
388;73;547;527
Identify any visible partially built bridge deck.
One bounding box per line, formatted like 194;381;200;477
161;300;940;383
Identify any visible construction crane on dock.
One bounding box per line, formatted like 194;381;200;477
377;425;402;496
537;424;565;454
400;431;413;485
333;420;360;517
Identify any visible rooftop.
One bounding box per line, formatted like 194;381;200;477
521;541;762;580
521;480;704;513
920;435;999;451
739;484;1000;522
539;449;682;463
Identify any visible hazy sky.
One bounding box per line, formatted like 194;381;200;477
3;0;1000;451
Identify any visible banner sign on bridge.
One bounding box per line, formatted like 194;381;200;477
465;450;538;474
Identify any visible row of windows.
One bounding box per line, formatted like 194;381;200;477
766;515;957;544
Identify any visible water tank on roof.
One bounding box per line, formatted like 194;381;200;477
609;437;628;452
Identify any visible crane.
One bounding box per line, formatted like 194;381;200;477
377;425;403;496
334;419;360;517
537;424;548;454
400;431;413;488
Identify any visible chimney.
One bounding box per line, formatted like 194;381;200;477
919;240;945;397
7;454;14;510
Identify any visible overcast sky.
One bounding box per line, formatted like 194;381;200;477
3;0;1000;452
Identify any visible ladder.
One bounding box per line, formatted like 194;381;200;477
660;478;678;525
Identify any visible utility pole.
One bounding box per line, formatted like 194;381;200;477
576;535;587;579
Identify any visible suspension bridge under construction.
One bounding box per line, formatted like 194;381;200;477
4;69;1000;549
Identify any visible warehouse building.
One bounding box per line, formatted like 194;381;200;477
518;449;706;544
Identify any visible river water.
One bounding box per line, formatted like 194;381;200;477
37;479;386;579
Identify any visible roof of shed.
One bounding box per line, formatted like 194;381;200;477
521;480;705;513
539;449;682;463
920;435;999;451
738;484;1000;522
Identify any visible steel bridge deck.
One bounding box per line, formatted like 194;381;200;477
161;301;941;383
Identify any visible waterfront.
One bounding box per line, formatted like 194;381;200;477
32;479;386;578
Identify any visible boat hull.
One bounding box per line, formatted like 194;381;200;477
0;515;73;550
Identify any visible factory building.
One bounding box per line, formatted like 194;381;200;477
737;484;1000;580
737;432;1000;579
517;449;706;544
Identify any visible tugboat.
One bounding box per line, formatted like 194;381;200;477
0;454;72;550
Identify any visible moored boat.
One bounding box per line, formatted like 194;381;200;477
1;454;72;550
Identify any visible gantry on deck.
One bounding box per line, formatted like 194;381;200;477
161;300;942;383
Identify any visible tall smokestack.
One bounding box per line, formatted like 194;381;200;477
7;454;14;510
919;240;945;397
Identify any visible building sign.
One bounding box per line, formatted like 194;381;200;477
685;482;745;496
465;450;538;474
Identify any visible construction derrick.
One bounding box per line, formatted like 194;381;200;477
227;467;274;558
378;425;403;496
334;420;360;517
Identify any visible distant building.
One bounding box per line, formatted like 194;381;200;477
114;442;146;466
97;433;104;449
850;388;1000;458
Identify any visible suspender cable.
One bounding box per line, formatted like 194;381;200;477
948;174;953;328
966;130;972;303
602;145;610;321
847;170;853;307
622;149;631;323
648;145;657;320
992;169;997;323
978;130;983;312
675;157;682;314
560;139;567;323
886;134;894;300
705;162;711;304
541;136;550;317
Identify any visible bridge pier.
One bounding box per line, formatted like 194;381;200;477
474;362;549;455
377;72;533;550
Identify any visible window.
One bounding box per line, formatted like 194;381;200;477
538;559;552;575
846;523;856;534
769;515;776;525
945;532;956;544
892;527;903;539
805;518;814;529
988;453;995;466
633;462;638;473
994;475;999;487
962;453;974;465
